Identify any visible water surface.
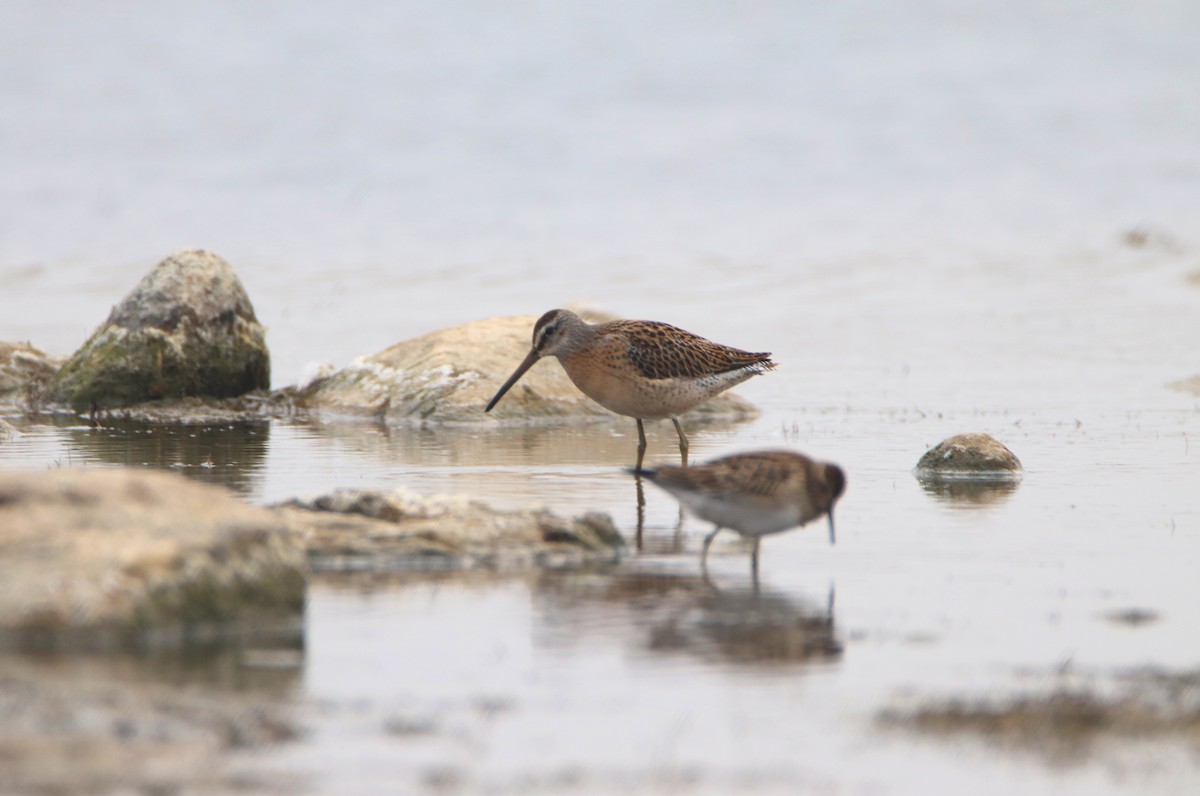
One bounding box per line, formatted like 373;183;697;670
2;1;1200;793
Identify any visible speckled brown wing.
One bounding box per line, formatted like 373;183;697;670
650;451;805;499
600;320;775;380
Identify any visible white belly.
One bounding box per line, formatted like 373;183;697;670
674;491;806;537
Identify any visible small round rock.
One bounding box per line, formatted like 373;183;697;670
915;433;1022;478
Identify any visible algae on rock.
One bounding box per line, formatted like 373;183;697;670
915;433;1023;478
0;341;62;404
0;468;304;651
39;249;270;410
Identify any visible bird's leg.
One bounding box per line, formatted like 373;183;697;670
700;525;722;576
672;494;685;550
670;416;689;467
633;418;649;471
750;538;761;588
634;471;646;552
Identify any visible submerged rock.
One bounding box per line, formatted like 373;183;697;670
277;487;624;571
297;312;761;424
38;249;270;411
1169;373;1200;396
84;390;298;425
914;433;1022;478
0;653;299;794
0;468;304;651
879;668;1200;763
0;341;62;404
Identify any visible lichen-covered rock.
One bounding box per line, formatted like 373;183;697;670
39;249;270;410
0;341;62;403
297;312;760;424
276;487;624;570
0;468;304;651
915;433;1022;478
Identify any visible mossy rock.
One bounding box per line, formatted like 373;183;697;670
0;468;304;651
915;433;1023;479
39;249;270;410
0;341;63;403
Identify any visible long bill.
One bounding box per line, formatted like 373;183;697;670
827;510;837;546
485;348;541;412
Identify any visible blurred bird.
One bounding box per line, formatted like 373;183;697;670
635;450;845;576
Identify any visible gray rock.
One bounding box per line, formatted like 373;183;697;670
297;312;761;424
0;418;16;441
84;390;298;425
38;249;270;410
915;433;1023;478
0;341;62;404
0;465;626;647
276;487;624;571
0;468;305;651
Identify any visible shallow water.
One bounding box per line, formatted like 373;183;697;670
3;1;1200;793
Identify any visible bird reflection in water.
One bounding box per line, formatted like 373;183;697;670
536;569;841;668
631;469;687;555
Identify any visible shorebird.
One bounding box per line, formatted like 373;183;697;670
485;309;776;467
635;450;845;576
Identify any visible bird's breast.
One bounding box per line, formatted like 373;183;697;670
559;352;713;419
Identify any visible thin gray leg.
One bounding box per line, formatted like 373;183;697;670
701;525;722;575
634;472;646;551
751;537;761;584
635;418;647;470
670;416;689;467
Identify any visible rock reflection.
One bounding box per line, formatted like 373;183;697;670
916;475;1021;508
53;416;269;495
298;414;755;469
0;647;301;794
536;569;842;668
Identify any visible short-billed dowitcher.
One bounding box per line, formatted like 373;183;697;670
635;450;845;576
485;309;776;467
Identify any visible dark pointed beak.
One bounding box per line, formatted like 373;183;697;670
485;348;541;412
827;510;836;546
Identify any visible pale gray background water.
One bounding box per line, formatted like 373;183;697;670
2;1;1200;793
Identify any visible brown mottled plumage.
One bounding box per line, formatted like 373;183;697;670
637;450;845;576
485;309;776;467
605;319;773;380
